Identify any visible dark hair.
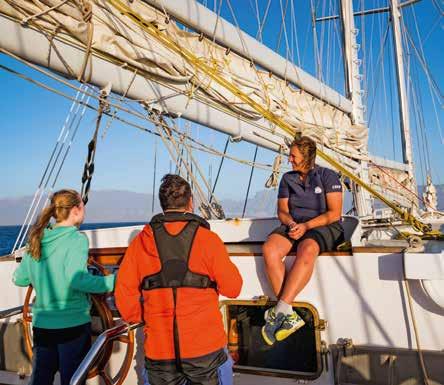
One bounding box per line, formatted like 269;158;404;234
158;174;192;211
290;135;317;170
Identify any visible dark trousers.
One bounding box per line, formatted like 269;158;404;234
29;323;91;385
144;349;233;385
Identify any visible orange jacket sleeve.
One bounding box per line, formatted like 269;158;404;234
115;234;143;323
207;231;243;298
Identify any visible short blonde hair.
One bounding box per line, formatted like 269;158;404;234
290;136;317;170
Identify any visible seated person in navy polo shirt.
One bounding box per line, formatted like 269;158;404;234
261;135;344;345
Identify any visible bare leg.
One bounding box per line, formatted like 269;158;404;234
279;239;320;304
262;234;293;297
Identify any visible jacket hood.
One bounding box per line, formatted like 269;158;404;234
37;226;78;260
42;226;78;244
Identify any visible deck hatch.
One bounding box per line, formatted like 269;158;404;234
220;300;324;380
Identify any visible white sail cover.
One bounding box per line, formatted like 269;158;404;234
1;0;368;160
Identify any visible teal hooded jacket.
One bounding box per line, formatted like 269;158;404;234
13;226;115;329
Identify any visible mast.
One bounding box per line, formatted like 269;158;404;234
389;0;417;210
339;0;373;217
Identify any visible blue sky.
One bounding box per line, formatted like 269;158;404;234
0;0;442;201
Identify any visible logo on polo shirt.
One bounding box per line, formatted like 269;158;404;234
332;184;342;190
314;186;322;194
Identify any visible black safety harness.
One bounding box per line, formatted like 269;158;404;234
141;212;217;371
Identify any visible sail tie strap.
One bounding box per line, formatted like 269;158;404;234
21;0;70;26
76;0;94;82
265;147;284;188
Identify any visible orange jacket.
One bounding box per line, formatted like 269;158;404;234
115;221;243;360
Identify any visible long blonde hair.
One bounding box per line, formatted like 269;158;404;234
28;189;82;260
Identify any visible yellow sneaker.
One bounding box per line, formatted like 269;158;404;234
274;311;305;341
261;307;284;346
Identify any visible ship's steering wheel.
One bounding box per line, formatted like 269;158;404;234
21;259;135;385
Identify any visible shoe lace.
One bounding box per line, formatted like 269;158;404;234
267;309;278;325
282;312;299;327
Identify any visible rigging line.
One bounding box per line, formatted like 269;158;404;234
371;162;424;209
11;84;85;253
0;48;299;152
276;0;290;55
0;61;278;175
367;24;390;125
222;0;276;113
248;0;260;36
331;7;343;93
21;0;70;25
254;0;262;40
152;119;207;208
225;0;250;56
404;12;433;175
422;14;442;45
18;90;90;251
409;4;443;101
209;137;229;204
52;94;92;188
17;1;433;230
409;71;427;184
361;0;369;110
0;60;277;173
411;54;432;174
387;35;396;160
276;0;319;125
324;0;331;86
211;0;223;43
290;1;296;62
102;69;138;140
310;0;323;80
242;145;259;218
290;0;301;66
374;0;386;142
365;0;377;116
403;15;443;147
16;88;89;251
157;114;224;218
46;88;89;189
257;0;272;43
154;118;209;205
402;23;443;102
301;3;312;69
379;17;391;159
318;0;328;78
1;41;289;144
278;0;292;72
430;0;444;16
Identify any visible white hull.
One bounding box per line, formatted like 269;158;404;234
1;218;443;384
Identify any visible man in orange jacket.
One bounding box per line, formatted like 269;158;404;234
115;174;243;385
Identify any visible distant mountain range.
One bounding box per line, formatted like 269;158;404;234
1;185;443;226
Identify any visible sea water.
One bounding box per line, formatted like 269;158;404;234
0;222;145;256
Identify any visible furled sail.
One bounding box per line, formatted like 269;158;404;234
1;0;367;160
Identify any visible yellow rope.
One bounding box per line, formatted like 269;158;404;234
105;0;440;236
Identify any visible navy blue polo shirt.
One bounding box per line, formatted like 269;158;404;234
278;165;342;223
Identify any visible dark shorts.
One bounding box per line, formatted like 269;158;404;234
144;348;232;385
270;221;344;254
